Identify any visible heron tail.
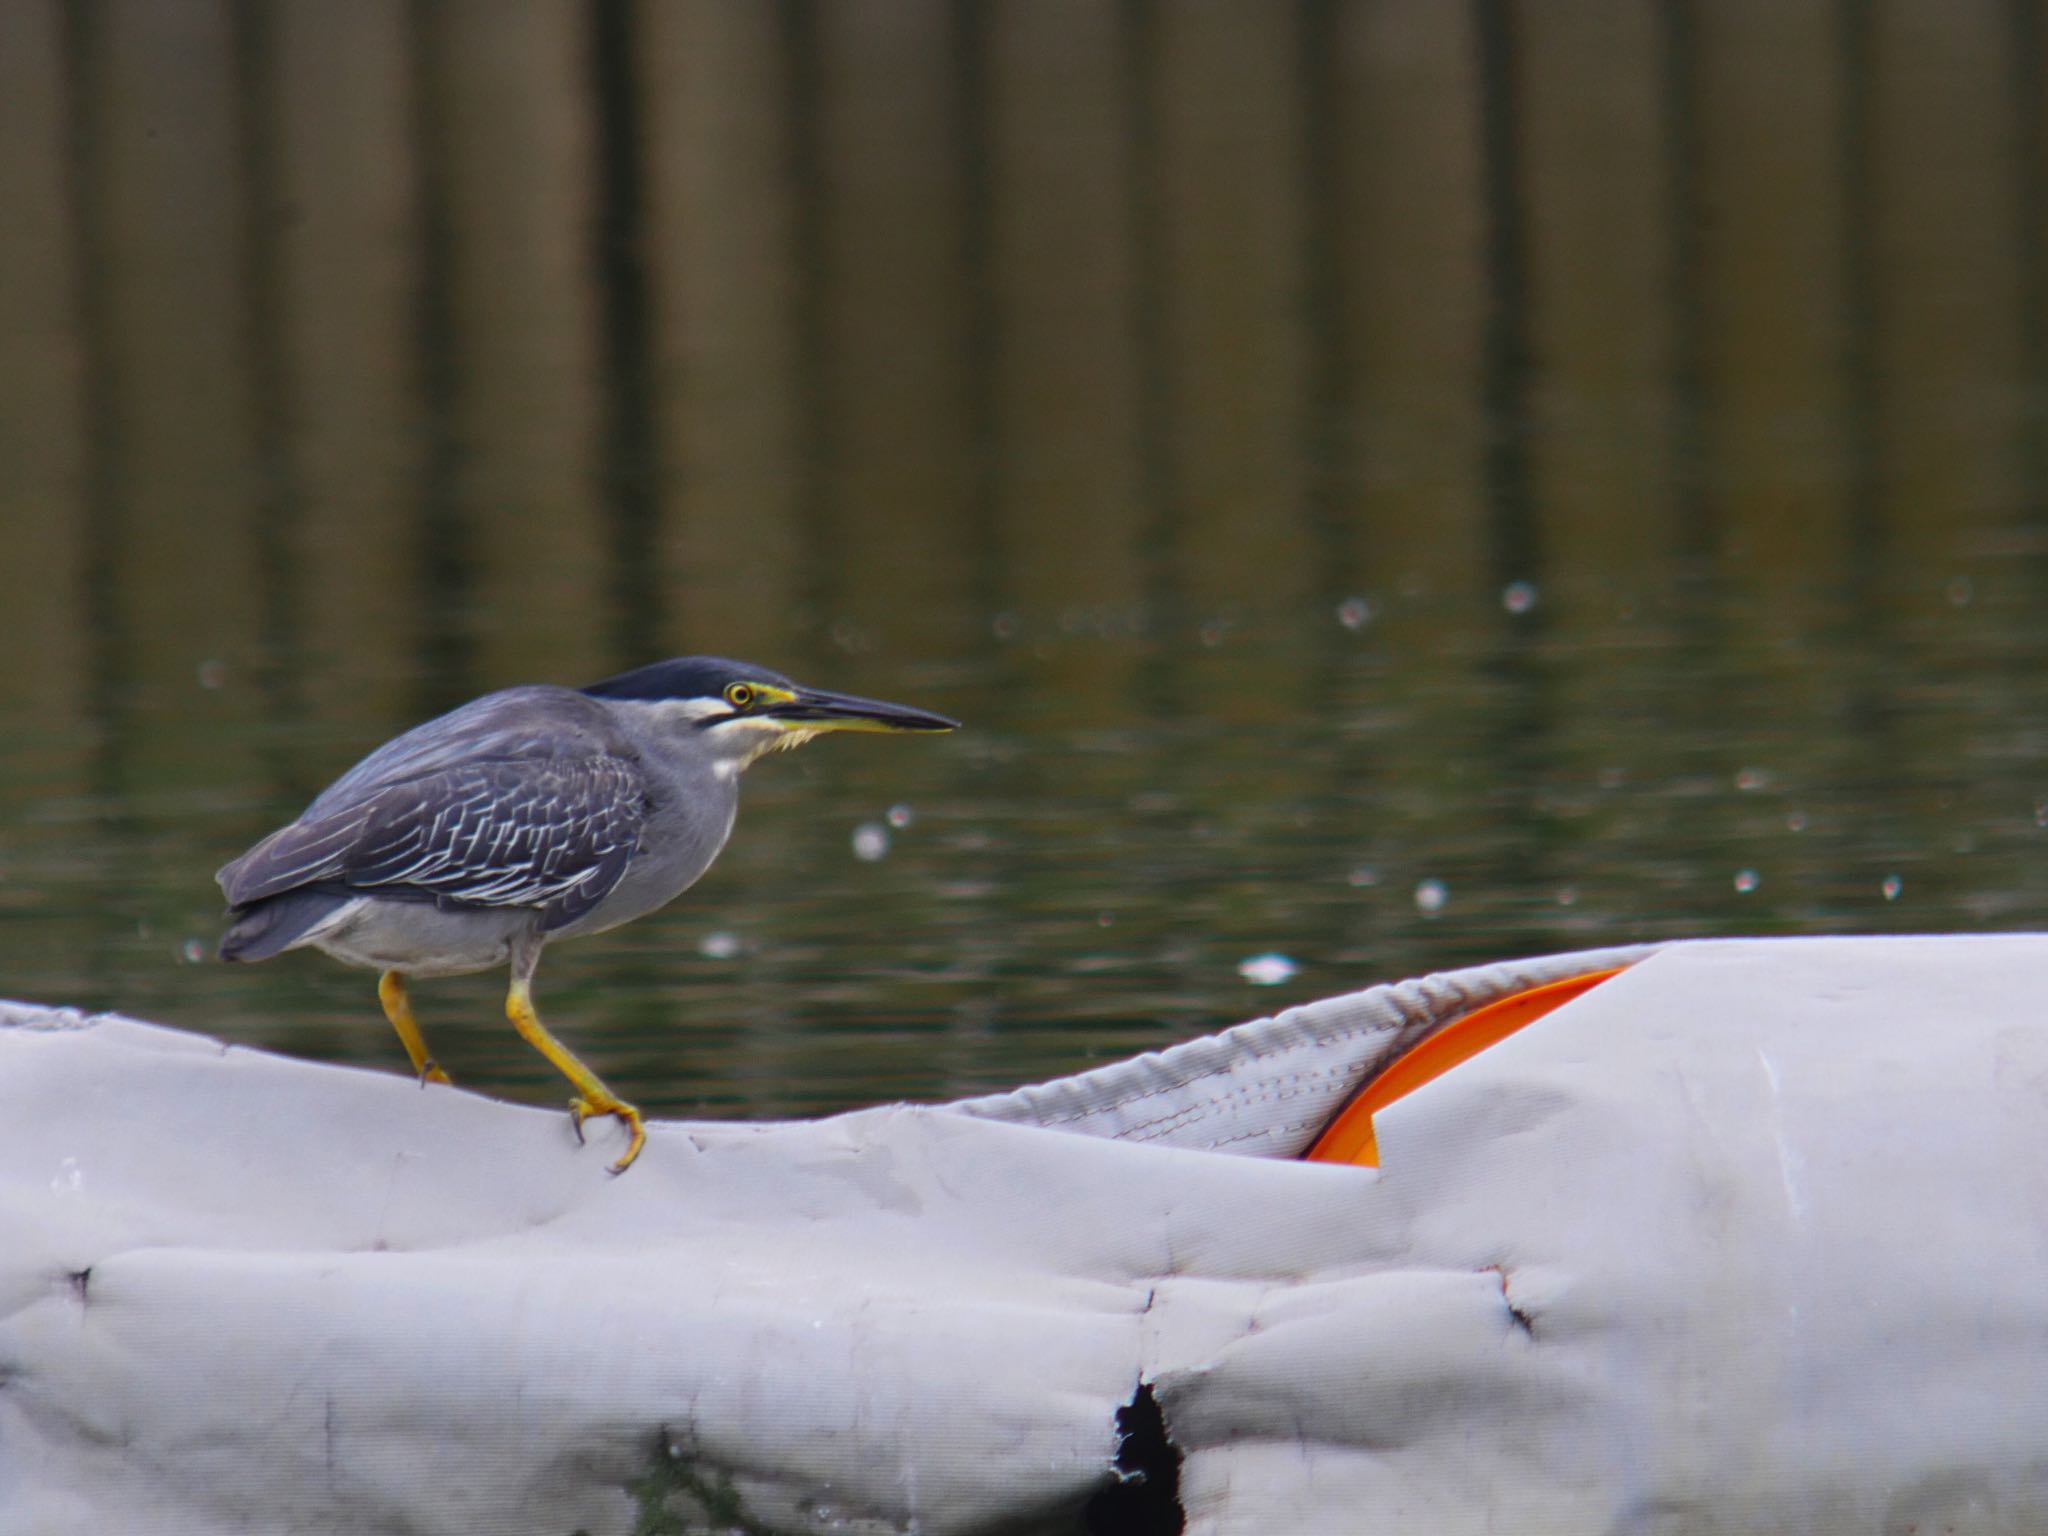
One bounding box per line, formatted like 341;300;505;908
218;889;347;963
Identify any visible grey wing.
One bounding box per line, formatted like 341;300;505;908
220;756;647;930
303;687;618;819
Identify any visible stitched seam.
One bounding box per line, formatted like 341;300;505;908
1023;1022;1413;1129
1087;1070;1378;1141
1194;1116;1334;1150
1060;1065;1366;1138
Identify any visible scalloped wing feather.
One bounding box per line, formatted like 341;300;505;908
220;755;647;930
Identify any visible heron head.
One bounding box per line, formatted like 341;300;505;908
582;656;957;773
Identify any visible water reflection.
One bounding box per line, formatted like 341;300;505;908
1;0;2046;1119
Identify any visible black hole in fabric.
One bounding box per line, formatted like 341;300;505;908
1082;1381;1184;1535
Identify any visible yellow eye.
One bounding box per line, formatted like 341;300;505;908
723;682;755;710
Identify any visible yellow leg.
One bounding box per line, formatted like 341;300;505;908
505;977;645;1173
378;971;452;1085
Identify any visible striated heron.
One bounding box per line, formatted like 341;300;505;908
217;656;956;1172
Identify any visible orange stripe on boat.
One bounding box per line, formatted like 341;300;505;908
1303;967;1626;1167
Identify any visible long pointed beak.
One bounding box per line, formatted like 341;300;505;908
767;686;958;734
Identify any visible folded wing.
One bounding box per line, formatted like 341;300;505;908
218;756;646;931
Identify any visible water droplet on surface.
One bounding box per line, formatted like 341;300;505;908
829;621;876;654
992;612;1020;641
181;939;205;964
1735;767;1766;792
1198;619;1229;648
1554;886;1579;907
1414;878;1448;915
1336;596;1372;631
196;659;226;690
1786;811;1808;832
1734;869;1760;894
1502;580;1538;615
1346;865;1378;889
699;931;742;960
1238;953;1298;986
1881;875;1902;902
1947;576;1973;607
851;823;890;862
886;803;914;830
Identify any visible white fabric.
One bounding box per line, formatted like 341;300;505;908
4;936;2048;1533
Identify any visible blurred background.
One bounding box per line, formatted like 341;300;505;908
2;0;2047;1119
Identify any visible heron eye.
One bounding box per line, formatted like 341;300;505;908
723;682;755;710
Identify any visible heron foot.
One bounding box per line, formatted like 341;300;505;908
569;1094;646;1174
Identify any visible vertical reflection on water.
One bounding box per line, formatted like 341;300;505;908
1116;0;1182;721
2001;0;2048;919
57;0;137;1001
405;0;475;717
942;0;1006;1095
228;0;311;802
1835;0;1880;593
1296;0;1359;621
776;0;834;659
2012;0;2048;512
588;0;662;670
953;0;1003;638
1829;0;1901;878
802;3;977;653
1293;0;1372;981
55;19;123;762
1653;0;1739;890
58;1;120;768
1659;0;1716;575
1472;0;1562;935
1472;0;1536;597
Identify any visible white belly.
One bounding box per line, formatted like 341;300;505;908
303;897;540;977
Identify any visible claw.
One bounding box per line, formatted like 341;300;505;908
604;1103;647;1174
418;1060;452;1087
567;1095;644;1172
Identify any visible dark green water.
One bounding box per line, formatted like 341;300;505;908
4;0;2048;1120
